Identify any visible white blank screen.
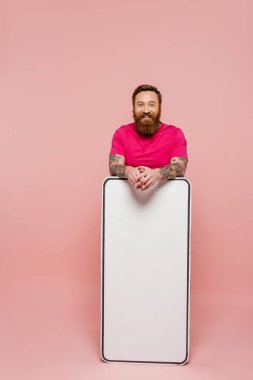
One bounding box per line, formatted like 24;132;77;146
101;178;191;364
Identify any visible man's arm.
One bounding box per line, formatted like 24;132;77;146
109;154;127;177
109;154;143;185
159;156;188;180
137;156;188;190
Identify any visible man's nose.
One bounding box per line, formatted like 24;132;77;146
143;104;150;113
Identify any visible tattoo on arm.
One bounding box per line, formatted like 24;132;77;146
171;156;187;163
159;157;187;180
110;165;127;177
109;154;127;177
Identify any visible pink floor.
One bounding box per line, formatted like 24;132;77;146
1;269;252;380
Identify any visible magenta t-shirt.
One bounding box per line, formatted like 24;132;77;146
110;122;188;169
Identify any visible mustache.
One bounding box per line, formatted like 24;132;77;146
140;113;154;119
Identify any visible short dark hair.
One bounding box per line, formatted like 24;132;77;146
132;84;162;106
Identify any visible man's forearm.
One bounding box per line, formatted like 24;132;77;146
159;163;185;180
110;164;127;177
158;157;187;180
109;154;127;177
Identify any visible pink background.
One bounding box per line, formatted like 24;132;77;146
0;0;252;379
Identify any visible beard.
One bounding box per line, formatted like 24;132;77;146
133;108;161;136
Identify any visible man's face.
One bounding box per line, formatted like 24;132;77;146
133;91;161;135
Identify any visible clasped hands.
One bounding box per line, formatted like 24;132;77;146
126;166;162;191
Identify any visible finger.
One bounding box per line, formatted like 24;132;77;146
135;174;143;182
141;178;154;191
140;174;151;185
128;175;136;185
132;174;139;183
137;166;147;175
134;172;143;181
130;174;136;183
135;180;142;189
131;170;141;181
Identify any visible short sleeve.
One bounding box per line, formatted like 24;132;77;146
170;128;188;159
109;130;125;156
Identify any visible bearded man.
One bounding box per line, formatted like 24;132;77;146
109;84;188;191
